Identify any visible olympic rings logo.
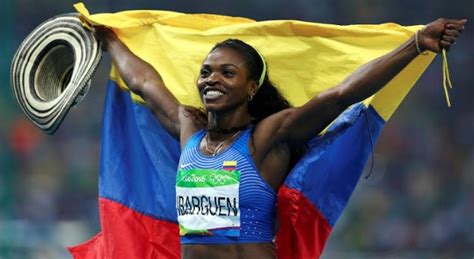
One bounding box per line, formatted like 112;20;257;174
210;174;232;185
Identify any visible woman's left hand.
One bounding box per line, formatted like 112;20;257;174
419;18;467;53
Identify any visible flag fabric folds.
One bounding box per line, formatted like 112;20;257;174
69;3;436;258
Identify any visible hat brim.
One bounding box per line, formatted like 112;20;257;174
11;13;102;134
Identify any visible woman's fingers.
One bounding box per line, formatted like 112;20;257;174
444;29;460;37
442;35;457;44
446;22;465;32
421;18;466;53
440;40;452;51
92;26;116;51
444;18;467;23
440;21;466;51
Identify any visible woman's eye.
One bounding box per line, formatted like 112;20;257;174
223;70;235;77
200;69;210;77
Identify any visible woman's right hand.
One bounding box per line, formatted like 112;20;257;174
93;26;115;51
91;23;183;140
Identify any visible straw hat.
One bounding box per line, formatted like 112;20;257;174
11;13;101;134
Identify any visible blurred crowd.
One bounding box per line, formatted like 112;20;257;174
1;0;473;258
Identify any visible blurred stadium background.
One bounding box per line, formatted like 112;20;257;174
0;0;472;258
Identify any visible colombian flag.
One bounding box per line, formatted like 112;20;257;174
68;3;436;258
223;161;237;171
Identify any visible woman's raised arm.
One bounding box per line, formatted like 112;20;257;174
258;18;466;148
95;27;182;139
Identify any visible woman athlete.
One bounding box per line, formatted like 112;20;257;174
94;18;466;259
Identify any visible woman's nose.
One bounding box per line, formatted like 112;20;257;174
206;72;219;85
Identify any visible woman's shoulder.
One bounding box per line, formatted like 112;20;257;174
178;105;207;149
252;107;295;142
250;108;295;160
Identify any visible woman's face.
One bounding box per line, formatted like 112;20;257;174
197;47;256;112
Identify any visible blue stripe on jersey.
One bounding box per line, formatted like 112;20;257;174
178;126;277;244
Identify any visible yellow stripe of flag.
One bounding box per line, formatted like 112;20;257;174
74;3;435;122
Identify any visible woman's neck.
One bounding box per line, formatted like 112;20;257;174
206;108;252;138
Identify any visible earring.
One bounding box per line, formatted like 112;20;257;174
248;95;254;101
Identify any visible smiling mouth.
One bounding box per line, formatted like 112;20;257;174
203;89;225;100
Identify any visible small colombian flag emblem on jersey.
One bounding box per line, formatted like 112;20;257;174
223;161;237;171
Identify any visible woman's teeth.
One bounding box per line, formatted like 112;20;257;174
204;90;224;99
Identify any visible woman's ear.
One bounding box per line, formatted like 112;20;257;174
249;80;258;96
